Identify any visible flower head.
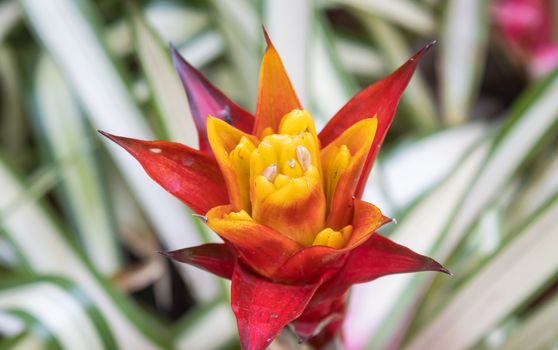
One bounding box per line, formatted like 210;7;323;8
100;31;448;350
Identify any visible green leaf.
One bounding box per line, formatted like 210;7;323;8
0;46;25;166
0;1;21;43
440;0;490;125
0;329;45;350
507;151;558;229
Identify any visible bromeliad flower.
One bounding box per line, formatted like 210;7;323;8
100;32;449;349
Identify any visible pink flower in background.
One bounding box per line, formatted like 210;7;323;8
493;0;558;77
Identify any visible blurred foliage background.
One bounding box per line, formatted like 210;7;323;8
1;0;558;349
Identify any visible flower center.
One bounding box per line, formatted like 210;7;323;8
209;109;362;248
244;110;325;245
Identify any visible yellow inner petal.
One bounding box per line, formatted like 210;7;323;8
320;117;378;219
206;117;258;212
312;225;353;249
228;136;256;211
322;144;351;209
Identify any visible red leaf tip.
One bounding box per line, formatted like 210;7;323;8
97;130;135;150
158;250;171;258
440;266;453;276
425;39;437;51
381;215;395;226
262;25;272;46
98;130;121;145
170;43;182;65
410;40;437;62
159;249;195;263
426;258;452;276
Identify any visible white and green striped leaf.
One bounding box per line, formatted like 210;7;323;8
407;194;558;350
440;0;490;125
308;14;356;125
328;0;436;35
172;301;237;350
346;138;490;349
0;158;168;349
19;0;220;302
33;55;121;276
130;7;198;147
500;291;558;350
0;277;117;350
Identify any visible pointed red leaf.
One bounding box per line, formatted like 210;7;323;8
253;29;302;138
318;43;435;199
313;233;449;304
99;131;228;214
162;243;236;279
231;263;325;350
171;46;254;153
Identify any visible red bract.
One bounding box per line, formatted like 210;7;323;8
100;32;448;350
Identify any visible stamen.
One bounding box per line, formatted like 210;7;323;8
287;159;296;168
262;164;278;182
296;145;311;171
